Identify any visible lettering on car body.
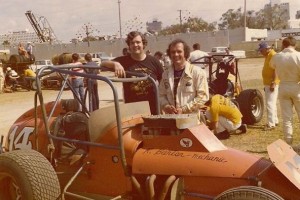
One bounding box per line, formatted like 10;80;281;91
8;126;34;151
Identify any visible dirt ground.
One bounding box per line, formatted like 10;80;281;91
0;58;264;144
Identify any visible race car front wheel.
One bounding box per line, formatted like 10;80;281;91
0;150;60;200
214;186;284;200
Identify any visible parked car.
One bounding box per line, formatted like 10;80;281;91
208;47;246;59
30;59;53;72
92;52;115;62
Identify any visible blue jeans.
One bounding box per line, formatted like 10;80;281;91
71;78;85;106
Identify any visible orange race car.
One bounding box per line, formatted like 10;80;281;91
1;65;300;200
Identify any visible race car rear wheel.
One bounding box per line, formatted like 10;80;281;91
0;150;60;200
237;89;264;125
214;186;284;200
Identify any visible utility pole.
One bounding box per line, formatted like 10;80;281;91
178;9;183;27
244;0;247;28
118;0;122;38
85;24;90;47
178;9;188;32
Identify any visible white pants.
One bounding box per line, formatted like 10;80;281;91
264;85;279;127
206;111;241;134
278;83;300;139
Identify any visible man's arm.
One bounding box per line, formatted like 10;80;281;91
100;60;126;77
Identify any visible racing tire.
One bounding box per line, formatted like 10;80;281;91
214;186;284;200
236;89;264;125
0;150;61;200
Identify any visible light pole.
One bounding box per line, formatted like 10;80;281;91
118;0;122;38
85;24;90;47
244;0;247;28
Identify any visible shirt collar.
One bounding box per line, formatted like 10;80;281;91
282;47;296;53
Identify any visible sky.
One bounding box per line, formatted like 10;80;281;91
0;0;299;43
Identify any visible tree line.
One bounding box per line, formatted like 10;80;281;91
158;5;289;35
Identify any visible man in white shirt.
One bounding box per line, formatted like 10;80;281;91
189;43;208;63
189;43;209;75
270;36;300;145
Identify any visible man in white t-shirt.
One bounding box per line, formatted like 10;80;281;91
189;43;209;75
189;43;208;63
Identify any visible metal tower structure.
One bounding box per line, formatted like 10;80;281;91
25;10;59;44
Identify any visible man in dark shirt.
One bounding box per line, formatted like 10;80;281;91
100;31;163;114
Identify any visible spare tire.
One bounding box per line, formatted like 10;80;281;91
0;150;61;200
236;89;264;125
52;53;73;65
9;54;34;64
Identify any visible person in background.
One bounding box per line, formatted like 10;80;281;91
69;53;85;109
154;51;165;68
0;63;4;93
189;43;209;70
23;66;36;86
205;94;246;140
100;31;163;114
270;36;300;145
159;39;209;116
258;41;279;131
26;42;33;56
122;47;129;56
5;67;19;91
163;52;171;67
18;43;27;56
84;53;99;111
24;66;35;77
146;49;152;55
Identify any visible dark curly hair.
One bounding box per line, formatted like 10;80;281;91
167;39;190;60
125;31;148;48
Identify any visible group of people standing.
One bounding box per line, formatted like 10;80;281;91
68;53;100;112
260;36;300;145
100;31;245;140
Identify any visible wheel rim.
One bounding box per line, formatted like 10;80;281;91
215;186;284;200
0;174;22;200
251;96;262;118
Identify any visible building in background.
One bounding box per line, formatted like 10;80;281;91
146;19;162;34
0;30;39;46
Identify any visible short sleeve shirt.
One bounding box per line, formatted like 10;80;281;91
113;55;163;114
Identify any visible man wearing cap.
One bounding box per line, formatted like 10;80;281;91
258;41;279;131
5;67;19;91
26;42;33;56
270;36;300;145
